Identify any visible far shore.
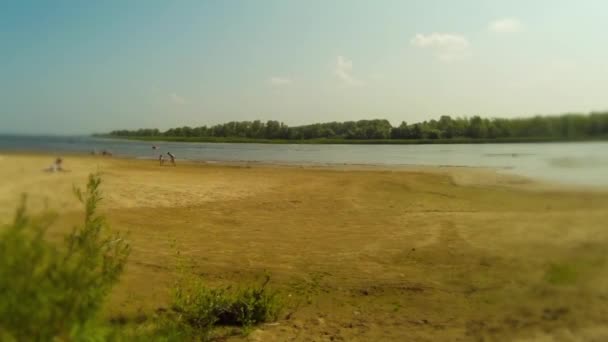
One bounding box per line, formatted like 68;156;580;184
96;134;608;145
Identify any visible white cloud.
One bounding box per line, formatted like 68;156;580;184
411;33;470;62
170;93;185;105
489;18;524;33
334;55;364;86
268;76;293;86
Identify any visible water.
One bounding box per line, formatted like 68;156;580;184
1;135;607;187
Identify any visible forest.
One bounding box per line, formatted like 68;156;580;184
107;112;608;142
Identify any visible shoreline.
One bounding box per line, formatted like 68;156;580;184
0;148;518;174
98;134;608;145
2;150;601;193
0;149;505;169
3;136;608;189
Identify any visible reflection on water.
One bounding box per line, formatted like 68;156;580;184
0;135;607;187
484;153;535;157
549;157;608;169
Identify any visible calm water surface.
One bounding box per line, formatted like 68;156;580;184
1;135;607;187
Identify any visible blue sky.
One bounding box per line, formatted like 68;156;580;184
1;0;607;134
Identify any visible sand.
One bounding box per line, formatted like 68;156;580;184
2;153;608;341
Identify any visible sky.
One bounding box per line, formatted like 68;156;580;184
1;0;607;134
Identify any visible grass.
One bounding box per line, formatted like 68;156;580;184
545;263;579;285
543;254;607;287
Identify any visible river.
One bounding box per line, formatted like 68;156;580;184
1;135;607;187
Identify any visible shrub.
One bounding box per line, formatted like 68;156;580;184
167;273;282;339
170;278;227;339
0;174;130;341
218;275;282;327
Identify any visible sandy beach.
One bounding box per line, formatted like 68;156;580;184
2;153;608;341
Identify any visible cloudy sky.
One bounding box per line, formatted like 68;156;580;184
1;0;607;134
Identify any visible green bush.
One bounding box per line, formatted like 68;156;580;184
219;275;282;327
168;273;282;338
169;279;227;339
0;174;130;341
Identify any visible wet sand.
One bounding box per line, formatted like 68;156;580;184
2;153;608;341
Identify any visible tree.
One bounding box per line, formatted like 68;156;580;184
106;112;608;141
410;124;423;139
391;121;410;139
467;116;487;138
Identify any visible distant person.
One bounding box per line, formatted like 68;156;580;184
167;152;176;166
153;145;160;161
101;149;112;157
44;157;65;172
159;154;165;166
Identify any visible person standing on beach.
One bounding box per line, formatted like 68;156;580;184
167;152;176;166
153;145;162;165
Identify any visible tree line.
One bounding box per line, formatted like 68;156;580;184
108;112;608;141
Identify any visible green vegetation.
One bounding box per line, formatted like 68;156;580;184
0;174;130;341
543;254;606;287
167;273;281;338
0;175;281;341
103;112;608;144
545;263;579;286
